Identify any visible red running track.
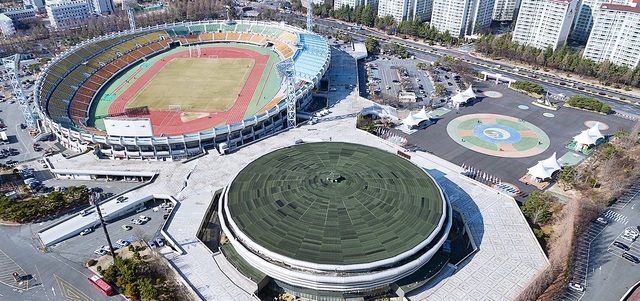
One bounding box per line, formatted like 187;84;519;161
107;47;270;136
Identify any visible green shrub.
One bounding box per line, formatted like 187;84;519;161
567;95;610;113
511;80;544;95
620;97;626;101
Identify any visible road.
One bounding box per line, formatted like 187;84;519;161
309;17;640;119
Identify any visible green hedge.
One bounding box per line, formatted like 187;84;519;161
566;95;612;114
511;80;544;95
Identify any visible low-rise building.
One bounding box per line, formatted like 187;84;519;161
46;0;90;29
0;14;15;36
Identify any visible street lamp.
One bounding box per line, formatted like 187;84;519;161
90;192;116;262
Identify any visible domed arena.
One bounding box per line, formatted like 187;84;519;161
219;142;452;298
35;20;329;160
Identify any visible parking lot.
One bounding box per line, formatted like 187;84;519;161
363;55;435;106
48;198;173;264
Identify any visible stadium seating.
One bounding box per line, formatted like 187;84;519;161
293;34;329;83
40;22;329;131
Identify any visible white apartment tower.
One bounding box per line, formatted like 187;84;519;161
430;0;495;37
512;0;578;50
583;2;640;67
376;0;431;22
88;0;114;15
571;0;629;42
0;14;16;37
492;0;521;21
334;0;365;9
46;0;90;29
23;0;46;11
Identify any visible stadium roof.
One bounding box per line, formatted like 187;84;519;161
226;142;444;265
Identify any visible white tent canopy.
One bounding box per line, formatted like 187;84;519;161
402;107;431;127
451;85;477;105
573;122;604;146
528;152;562;180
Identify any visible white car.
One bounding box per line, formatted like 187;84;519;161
596;217;608;225
116;239;130;247
79;228;93;236
569;282;585;292
139;215;150;222
621;234;636;242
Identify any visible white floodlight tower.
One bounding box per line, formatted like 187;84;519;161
276;59;297;128
2;54;36;129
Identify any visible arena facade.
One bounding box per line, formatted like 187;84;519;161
35;20;330;160
218;142;453;299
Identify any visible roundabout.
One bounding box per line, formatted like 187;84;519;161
447;113;550;158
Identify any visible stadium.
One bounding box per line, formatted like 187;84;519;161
218;142;453;299
35;20;330;160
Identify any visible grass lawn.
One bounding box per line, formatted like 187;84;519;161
125;57;254;112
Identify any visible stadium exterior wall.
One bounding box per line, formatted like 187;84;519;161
217;158;453;293
36;20;330;160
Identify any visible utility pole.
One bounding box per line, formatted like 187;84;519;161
91;192;116;262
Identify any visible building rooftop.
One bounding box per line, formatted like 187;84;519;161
227;142;445;265
600;3;640;13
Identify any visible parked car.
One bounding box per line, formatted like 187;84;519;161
596;217;608;225
130;219;143;225
116;239;130;247
148;240;157;249
135;207;147;213
569;282;585;292
94;248;107;256
138;215;150;222
79;228;93;236
155;237;165;247
122;224;132;230
622;252;640;264
613;241;630;251
116;196;128;203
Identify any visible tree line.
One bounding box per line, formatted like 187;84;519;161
475;33;640;88
0;185;89;223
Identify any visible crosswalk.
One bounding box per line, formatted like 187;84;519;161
602;210;629;225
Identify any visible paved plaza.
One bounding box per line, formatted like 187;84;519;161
396;82;636;198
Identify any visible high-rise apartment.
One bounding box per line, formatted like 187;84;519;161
430;0;495;37
571;0;628;42
376;0;432;23
583;2;640;67
512;0;578;50
0;14;16;37
492;0;521;21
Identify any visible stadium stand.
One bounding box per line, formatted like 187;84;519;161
38;20;329;148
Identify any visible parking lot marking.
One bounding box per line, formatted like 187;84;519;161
0;248;28;289
54;274;94;301
603;210;628;225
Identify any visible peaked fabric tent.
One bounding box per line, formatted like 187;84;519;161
573;122;604;146
528;152;562;180
402;107;431;127
451;85;477;106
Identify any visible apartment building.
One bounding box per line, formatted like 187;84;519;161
430;0;495;37
512;0;577;50
571;0;629;42
88;0;114;15
46;0;90;29
583;2;640;66
492;0;521;21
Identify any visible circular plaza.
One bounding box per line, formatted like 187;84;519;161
447;113;550;158
219;142;452;296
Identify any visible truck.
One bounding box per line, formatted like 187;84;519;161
0;131;8;144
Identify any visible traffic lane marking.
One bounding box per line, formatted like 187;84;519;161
54;274;94;301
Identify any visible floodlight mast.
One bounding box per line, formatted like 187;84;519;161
276;59;297;128
2;54;36;129
91;193;117;262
